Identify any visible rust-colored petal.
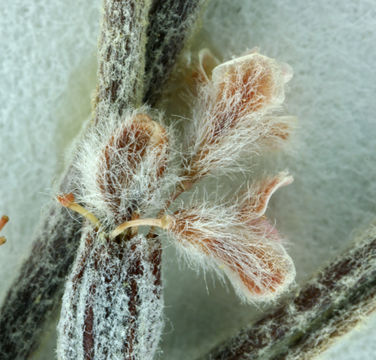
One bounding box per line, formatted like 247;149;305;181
212;53;288;112
170;209;295;302
201;53;290;145
219;239;295;301
97;113;168;222
241;172;293;219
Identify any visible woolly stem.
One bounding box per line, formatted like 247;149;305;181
0;172;82;359
144;0;208;105
95;0;152;117
0;1;163;358
203;226;376;360
57;229;164;360
0;1;207;357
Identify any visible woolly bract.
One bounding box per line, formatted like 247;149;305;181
73;107;176;228
167;172;295;303
186;52;296;179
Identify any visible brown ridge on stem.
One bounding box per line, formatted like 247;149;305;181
204;230;376;360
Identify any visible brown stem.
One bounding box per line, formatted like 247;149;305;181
203;226;376;360
144;0;208;105
0;173;82;360
94;0;151;119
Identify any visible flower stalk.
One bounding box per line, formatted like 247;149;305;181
57;193;101;229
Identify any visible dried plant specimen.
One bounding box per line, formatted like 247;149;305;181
56;44;296;358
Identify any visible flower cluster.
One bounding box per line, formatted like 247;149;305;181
56;49;296;359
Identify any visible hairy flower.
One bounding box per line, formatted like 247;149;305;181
77;108;170;227
186;52;296;180
97;113;168;222
166;172;295;302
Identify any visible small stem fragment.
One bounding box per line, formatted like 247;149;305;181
0;215;9;245
0;215;9;232
57;194;101;229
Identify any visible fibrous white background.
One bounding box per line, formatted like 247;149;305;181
1;0;375;359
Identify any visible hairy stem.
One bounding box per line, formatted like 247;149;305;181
144;0;208;105
57;229;163;360
0;1;149;358
0;173;82;360
0;1;207;358
203;226;376;360
95;0;152;118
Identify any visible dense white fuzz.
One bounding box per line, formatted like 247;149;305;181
73;107;176;227
96;0;152;112
185;52;296;178
57;228;163;360
167;191;295;302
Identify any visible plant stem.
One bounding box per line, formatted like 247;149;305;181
110;216;172;239
95;0;152;118
144;0;208;105
0;1;208;358
203;226;376;360
57;228;164;360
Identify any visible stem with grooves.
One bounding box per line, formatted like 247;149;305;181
0;1;208;359
144;0;208;105
203;226;376;360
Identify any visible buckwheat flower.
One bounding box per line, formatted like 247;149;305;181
186;52;296;180
76;107;170;226
165;172;295;302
